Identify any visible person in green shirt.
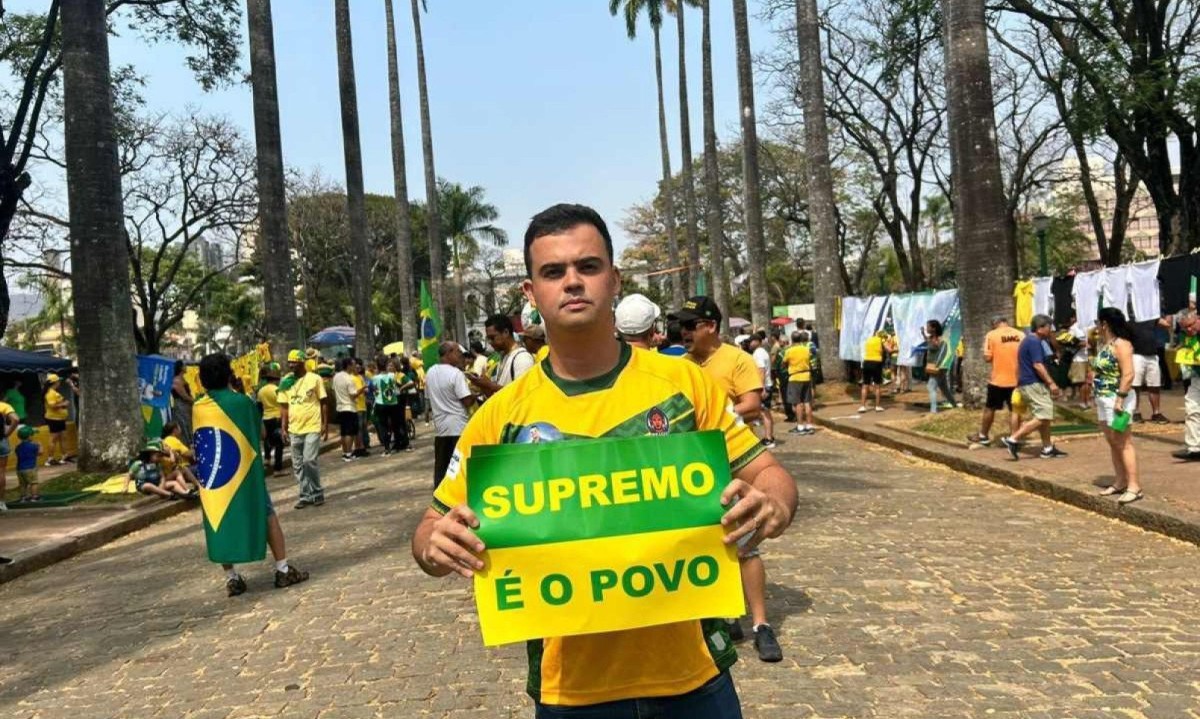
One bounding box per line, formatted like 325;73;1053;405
2;380;27;422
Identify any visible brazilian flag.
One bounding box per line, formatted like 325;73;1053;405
941;298;962;371
419;279;442;370
193;389;268;564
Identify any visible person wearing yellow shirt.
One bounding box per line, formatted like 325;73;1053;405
257;363;286;475
160;421;202;492
351;359;371;456
412;204;797;713
674;294;783;664
0;399;19;511
784;331;816;434
859;331;888;413
279;350;328;509
43;374;70;466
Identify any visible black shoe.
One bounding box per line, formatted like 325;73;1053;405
1132;413;1145;423
275;565;310;588
753;624;783;662
966;433;991;446
1172;448;1200;461
293;500;311;510
353;449;369;457
1040;446;1068;459
1001;436;1020;460
313;496;325;507
726;619;745;641
226;574;247;597
1151;414;1170;425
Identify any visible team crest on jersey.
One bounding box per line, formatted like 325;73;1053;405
515;422;563;444
646;407;670;435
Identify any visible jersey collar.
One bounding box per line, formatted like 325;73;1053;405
541;341;632;397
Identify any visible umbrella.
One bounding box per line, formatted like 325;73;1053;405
382;341;406;356
728;317;751;329
308;326;356;346
770;317;791;327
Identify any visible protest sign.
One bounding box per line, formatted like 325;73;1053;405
468;430;744;646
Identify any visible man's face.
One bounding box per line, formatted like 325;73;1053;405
1036;323;1053;339
681;319;717;351
485;325;510;353
1183;317;1200;336
522;224;620;334
288;360;303;374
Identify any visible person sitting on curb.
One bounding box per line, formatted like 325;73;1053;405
1001;315;1068;461
125;443;196;499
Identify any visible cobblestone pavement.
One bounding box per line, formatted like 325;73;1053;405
4;429;1200;719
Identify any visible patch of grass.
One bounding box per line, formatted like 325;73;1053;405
2;470;141;506
907;405;1097;443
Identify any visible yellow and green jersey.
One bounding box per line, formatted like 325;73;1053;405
433;342;765;706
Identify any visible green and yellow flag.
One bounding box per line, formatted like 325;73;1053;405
419;279;442;369
193;389;268;564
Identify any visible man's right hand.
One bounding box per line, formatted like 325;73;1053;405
415;505;486;578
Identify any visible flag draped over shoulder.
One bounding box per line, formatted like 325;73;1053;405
193;389;268;564
941;299;962;371
419;280;442;369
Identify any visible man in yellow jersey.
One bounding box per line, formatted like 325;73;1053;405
412;204;797;716
674;295;783;664
279;350;327;509
785;331;816;435
257;363;286;475
859;330;887;413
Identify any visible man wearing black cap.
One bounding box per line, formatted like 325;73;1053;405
672;295;783;663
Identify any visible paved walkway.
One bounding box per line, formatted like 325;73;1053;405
4;431;1200;718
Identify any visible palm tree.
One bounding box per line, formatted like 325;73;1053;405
610;0;685;309
943;0;1015;404
700;0;729;333
334;0;376;360
410;0;445;323
795;0;844;380
383;0;418;351
673;0;701;294
731;0;769;330
438;181;507;342
246;0;300;359
60;0;141;471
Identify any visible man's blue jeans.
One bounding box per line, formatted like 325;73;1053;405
533;671;742;718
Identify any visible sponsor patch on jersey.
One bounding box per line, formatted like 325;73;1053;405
645;407;670;435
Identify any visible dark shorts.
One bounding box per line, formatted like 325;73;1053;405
761;387;774;409
787;381;813;406
861;361;883;385
337;411;359;437
47;419;66;434
535;670;742;718
986;384;1015;411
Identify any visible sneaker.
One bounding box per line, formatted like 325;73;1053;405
382;449;393;457
857;406;868;413
1151;414;1170;425
966;434;991;446
761;438;777;449
293;500;312;510
275;565;310;588
726;619;745;641
226;574;247;597
313;497;325;507
1133;413;1145;423
801;427;816;436
954;402;964;408
342;453;354;462
787;427;805;434
1001;436;1021;460
0;501;7;512
1040;446;1068;459
353;449;369;457
753;624;783;662
44;459;60;467
1172;448;1200;461
875;406;885;413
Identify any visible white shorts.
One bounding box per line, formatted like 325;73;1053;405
1096;392;1136;425
1132;354;1161;388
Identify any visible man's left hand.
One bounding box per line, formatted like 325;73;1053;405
718;479;789;550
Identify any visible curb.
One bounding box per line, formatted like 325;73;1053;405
818;417;1200;548
0;439;342;586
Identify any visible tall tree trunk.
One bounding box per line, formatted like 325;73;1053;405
411;0;444;323
675;3;701;295
61;0;141;470
796;0;845;380
652;26;685;310
943;0;1015;406
701;0;729;336
246;0;300;360
731;0;769;330
334;0;375;360
384;0;417;350
454;240;468;342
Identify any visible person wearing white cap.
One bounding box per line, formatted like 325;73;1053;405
614;293;663;349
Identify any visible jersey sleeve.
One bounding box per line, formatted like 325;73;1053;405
734;353;764;396
692;364;766;474
431;399;499;514
453;370;473;401
316;377;328;400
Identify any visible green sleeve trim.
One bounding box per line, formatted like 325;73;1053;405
431;497;452;515
730;443;767;475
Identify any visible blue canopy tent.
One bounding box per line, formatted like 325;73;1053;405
308;326;355;346
0;347;71;373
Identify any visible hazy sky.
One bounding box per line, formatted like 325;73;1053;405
10;0;781;260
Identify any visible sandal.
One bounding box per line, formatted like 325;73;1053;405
1117;490;1144;505
1099;486;1126;496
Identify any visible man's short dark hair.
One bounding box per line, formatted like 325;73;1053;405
523;203;614;276
485;313;515;335
1030;314;1053;331
198;353;232;391
339;357;355;371
470;340;486;355
926;319;944;337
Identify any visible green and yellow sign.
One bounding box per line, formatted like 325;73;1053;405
468;430;745;646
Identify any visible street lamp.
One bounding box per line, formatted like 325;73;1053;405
1033;214;1052;276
